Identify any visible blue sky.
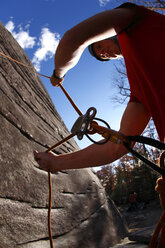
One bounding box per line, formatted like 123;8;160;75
1;0;127;149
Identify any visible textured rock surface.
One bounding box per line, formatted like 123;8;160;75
112;238;148;248
0;21;127;248
129;225;155;244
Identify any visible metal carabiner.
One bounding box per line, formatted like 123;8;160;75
71;107;97;140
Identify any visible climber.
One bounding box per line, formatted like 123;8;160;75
33;2;165;173
128;192;138;211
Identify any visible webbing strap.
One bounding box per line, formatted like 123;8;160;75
124;142;165;177
127;136;165;150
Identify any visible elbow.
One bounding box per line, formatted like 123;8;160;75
59;31;73;50
61;29;77;48
55;30;80;58
106;141;129;164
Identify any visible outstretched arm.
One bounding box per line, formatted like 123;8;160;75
34;102;151;173
51;6;138;84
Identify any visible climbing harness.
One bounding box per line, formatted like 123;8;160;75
1;50;165;248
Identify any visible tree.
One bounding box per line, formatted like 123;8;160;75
97;146;160;205
97;165;115;195
111;60;129;105
130;0;165;11
114;0;165;11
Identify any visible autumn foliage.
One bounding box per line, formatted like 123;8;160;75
127;0;165;11
96;142;161;205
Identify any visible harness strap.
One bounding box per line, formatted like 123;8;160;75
124;142;165;177
88;122;165;177
127;136;165;150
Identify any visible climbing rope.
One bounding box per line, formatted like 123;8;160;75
48;171;53;248
0;51;34;68
1;50;165;247
0;51;55;248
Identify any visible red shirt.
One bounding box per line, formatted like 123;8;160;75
129;192;137;203
118;4;165;141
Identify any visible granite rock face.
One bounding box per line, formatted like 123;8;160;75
0;21;127;248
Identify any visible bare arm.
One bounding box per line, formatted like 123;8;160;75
34;102;151;173
52;7;137;79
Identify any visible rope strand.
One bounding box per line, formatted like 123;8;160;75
0;50;56;247
48;172;53;248
0;51;34;68
59;85;83;116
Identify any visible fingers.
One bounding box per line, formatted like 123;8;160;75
33;150;59;174
50;75;64;87
33;150;48;170
33;150;40;162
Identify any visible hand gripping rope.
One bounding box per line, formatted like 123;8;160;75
0;51;165;248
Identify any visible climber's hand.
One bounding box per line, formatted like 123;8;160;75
33;150;59;174
50;70;64;87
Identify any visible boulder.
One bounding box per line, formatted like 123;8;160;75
129;225;155;244
0;21;127;248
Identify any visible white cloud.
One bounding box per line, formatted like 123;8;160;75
5;20;36;49
99;0;110;6
5;20;15;33
5;20;60;72
32;28;60;71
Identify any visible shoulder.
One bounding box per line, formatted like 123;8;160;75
115;2;147;33
116;2;138;9
116;2;148;19
116;2;162;18
116;2;145;12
